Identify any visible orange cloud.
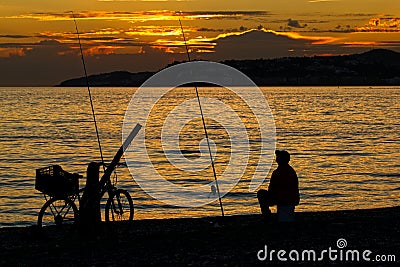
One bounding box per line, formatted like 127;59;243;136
4;10;268;23
343;41;379;46
369;17;400;28
87;29;122;35
35;25;198;44
149;45;177;53
271;30;339;44
125;26;195;37
357;17;400;32
84;45;122;55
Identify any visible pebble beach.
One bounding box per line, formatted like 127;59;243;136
1;206;399;266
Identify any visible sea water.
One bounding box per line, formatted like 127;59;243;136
0;87;399;226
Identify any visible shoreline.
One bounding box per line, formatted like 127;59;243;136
1;206;399;266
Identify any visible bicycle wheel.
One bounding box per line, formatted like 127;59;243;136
37;197;78;228
105;189;134;222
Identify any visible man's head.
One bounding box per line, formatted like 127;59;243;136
275;150;290;165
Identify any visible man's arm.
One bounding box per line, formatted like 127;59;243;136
293;169;300;205
268;170;275;192
268;170;278;204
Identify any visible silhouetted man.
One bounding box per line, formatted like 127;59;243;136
257;150;300;222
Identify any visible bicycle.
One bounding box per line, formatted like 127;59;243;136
35;124;141;229
36;164;133;228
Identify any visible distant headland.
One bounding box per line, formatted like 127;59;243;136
58;49;400;87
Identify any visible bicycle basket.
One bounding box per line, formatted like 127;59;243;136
35;165;79;197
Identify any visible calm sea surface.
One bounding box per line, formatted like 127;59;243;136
0;87;399;227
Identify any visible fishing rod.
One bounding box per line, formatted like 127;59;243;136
71;12;106;172
178;19;224;217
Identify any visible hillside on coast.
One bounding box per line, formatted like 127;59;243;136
58;49;400;87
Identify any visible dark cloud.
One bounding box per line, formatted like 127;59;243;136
0;43;32;48
356;28;400;32
178;29;400;60
380;17;400;21
35;32;134;43
197;28;224;32
288;19;307;28
197;30;313;60
328;24;354;33
179;11;270;16
270;19;329;24
0;34;31;39
324;13;378;17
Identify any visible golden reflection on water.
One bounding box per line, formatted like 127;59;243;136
0;86;399;226
144;87;262;186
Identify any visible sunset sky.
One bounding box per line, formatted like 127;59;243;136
0;0;399;86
